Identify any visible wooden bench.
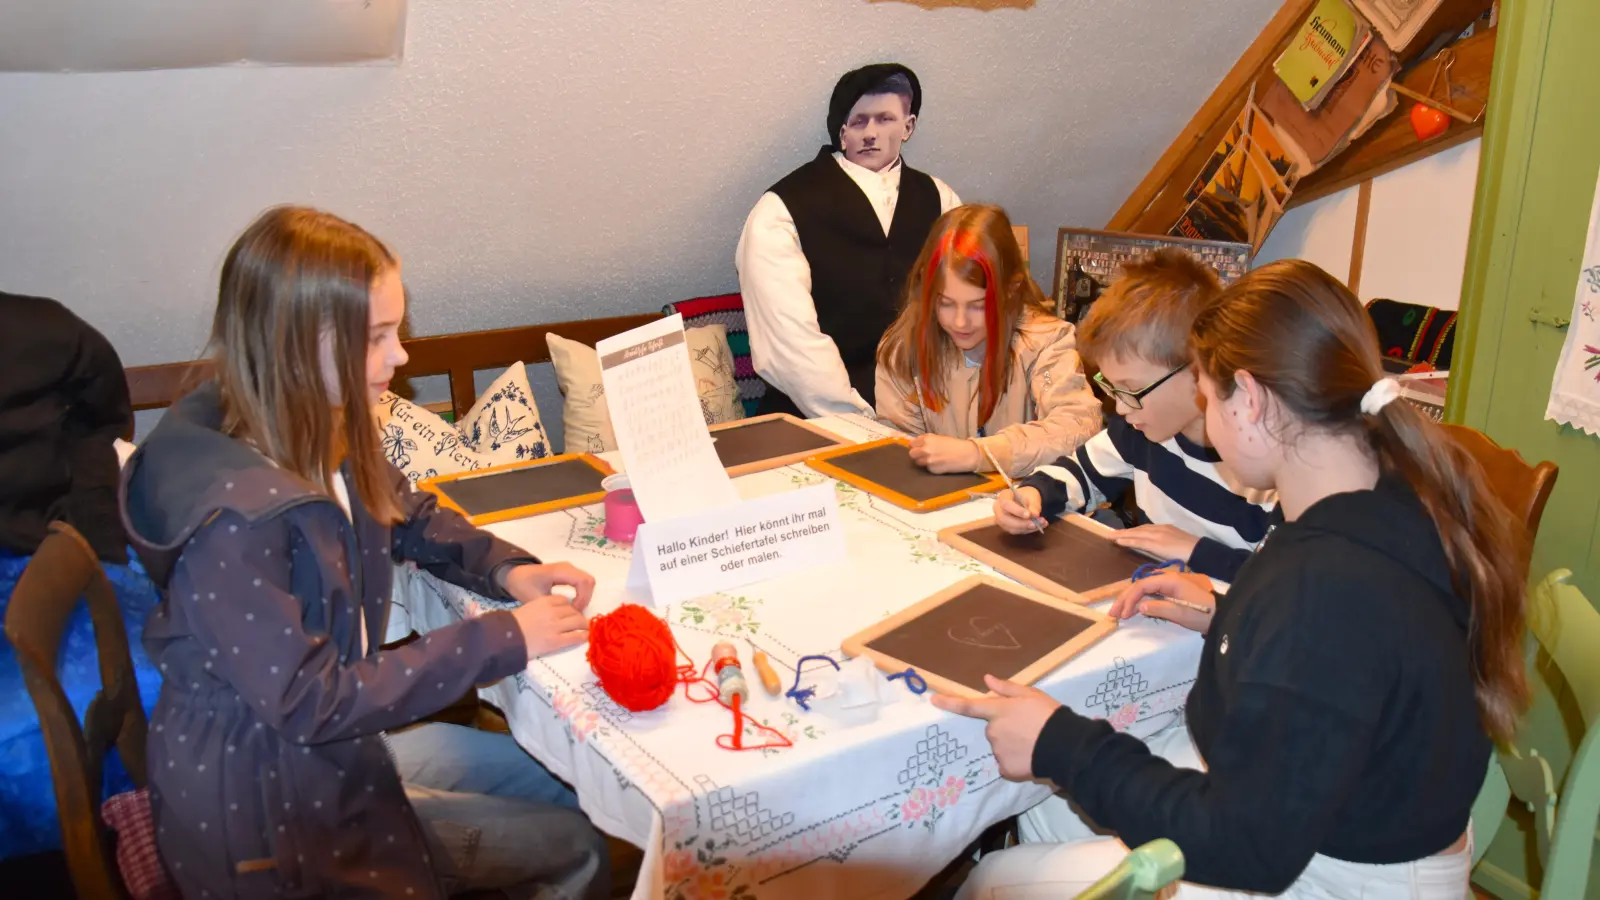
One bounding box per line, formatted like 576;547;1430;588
123;312;663;421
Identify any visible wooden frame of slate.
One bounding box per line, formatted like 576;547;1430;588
420;452;616;526
842;574;1115;699
937;514;1160;603
804;437;1006;512
708;413;850;476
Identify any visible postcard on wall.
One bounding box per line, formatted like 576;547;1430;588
0;0;407;73
1170;103;1298;252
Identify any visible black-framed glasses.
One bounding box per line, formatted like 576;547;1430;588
1092;364;1188;410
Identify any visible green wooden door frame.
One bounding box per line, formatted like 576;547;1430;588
1450;0;1600;896
1448;0;1553;428
1449;0;1600;601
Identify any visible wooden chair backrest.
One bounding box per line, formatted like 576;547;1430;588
124;312;664;421
1013;225;1029;264
4;522;147;899
1439;423;1559;539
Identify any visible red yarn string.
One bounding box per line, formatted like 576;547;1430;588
687;657;794;753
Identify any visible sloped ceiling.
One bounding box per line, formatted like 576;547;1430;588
0;0;1281;365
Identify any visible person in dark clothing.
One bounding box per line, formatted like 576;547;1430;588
0;291;132;563
122;207;608;899
941;260;1530;898
0;293;162;860
736;62;961;418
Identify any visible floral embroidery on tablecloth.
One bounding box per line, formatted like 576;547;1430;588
552;688;606;743
561;508;632;560
735;712;826;758
665;837;755;900
902;532;984;571
787;471;863;510
883;725;984;832
678;594;763;635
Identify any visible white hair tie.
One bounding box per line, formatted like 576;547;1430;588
1360;378;1401;415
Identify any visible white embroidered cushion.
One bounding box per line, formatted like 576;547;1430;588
373;362;552;485
546;323;742;454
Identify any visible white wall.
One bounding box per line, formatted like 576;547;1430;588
0;0;1279;372
1256;138;1483;311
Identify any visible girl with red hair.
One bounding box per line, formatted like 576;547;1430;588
875;205;1100;477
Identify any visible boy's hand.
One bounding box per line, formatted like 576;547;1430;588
994;487;1047;534
1112;524;1200;563
909;434;981;473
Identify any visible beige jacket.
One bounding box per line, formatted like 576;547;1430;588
875;313;1102;477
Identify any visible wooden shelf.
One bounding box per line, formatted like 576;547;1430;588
1106;0;1319;234
1289;24;1496;208
1109;1;1497;233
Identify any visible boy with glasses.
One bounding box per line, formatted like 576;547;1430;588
993;249;1274;582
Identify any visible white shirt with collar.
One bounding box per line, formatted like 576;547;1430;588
736;152;960;418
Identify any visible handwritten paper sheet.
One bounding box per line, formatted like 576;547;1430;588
0;0;407;73
597;315;739;521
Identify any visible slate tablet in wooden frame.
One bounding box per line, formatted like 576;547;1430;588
708;413;850;476
937;514;1161;603
420;453;616;526
804;437;1005;512
842;575;1115;699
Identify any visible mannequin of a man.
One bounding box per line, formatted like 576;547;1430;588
736;63;961;418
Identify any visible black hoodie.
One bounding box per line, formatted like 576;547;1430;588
0;291;132;561
1032;474;1487;893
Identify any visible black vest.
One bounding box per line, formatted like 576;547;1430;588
761;147;942;413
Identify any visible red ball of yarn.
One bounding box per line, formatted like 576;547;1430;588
586;603;679;712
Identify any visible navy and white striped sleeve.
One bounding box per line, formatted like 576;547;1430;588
1018;423;1134;518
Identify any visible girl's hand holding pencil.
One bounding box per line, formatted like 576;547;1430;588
1110;569;1216;634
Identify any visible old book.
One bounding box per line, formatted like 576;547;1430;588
1273;0;1371;110
1349;0;1446;54
1258;35;1398;165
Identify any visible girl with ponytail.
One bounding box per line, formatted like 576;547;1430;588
874;205;1101;477
942;259;1528;899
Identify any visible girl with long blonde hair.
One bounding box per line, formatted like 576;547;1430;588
122;207;608;899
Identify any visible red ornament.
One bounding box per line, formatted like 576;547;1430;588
1410;103;1450;141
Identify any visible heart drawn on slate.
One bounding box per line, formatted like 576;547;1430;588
948;616;1022;651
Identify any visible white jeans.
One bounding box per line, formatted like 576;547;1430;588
965;723;1471;900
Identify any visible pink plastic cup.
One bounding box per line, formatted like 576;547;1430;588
602;474;644;543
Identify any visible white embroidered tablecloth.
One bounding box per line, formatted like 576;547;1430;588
403;414;1203;900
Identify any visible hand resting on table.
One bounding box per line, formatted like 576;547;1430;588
499;562;595;656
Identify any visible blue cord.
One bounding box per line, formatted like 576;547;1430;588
1132;558;1188;581
786;656;930;708
887;668;928;694
786;654;840;711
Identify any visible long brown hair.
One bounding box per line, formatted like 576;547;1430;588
1189;259;1528;742
877;205;1053;424
210;206;403;524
